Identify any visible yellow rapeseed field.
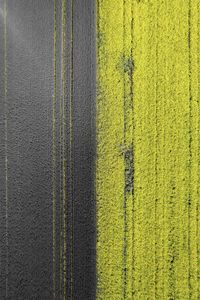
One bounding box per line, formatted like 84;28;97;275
96;0;199;299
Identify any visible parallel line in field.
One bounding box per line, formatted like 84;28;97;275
198;3;200;297
3;0;8;298
61;0;67;298
196;5;200;298
189;1;199;298
188;2;192;295
52;0;57;297
70;1;74;297
123;1;127;298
